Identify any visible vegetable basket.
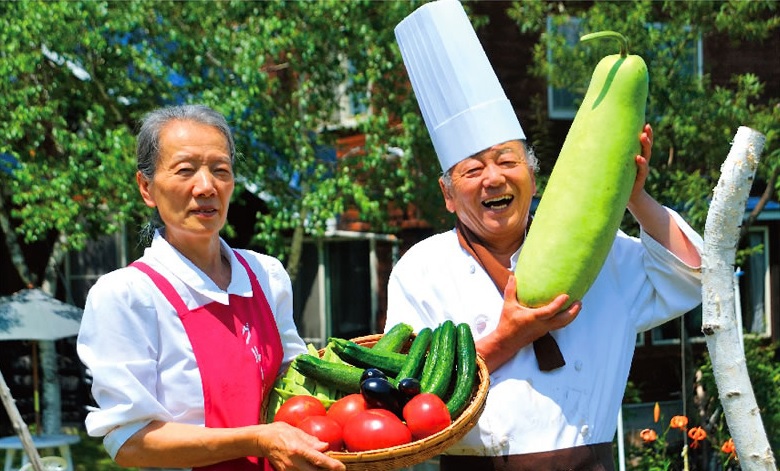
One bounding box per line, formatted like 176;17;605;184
323;333;490;471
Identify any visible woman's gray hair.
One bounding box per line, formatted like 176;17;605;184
136;104;236;242
440;140;539;190
136;104;236;180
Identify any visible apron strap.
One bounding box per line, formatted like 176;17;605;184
130;261;190;316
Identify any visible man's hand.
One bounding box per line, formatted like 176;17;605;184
476;274;581;372
629;123;653;204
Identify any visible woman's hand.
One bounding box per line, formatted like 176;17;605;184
115;420;345;471
257;421;346;471
476;274;581;372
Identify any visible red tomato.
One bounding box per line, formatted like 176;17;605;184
402;393;452;440
364;408;398;420
327;393;369;428
297;415;344;451
273;395;326;427
342;410;412;452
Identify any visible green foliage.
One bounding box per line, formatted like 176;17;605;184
0;0;443;280
697;337;780;456
4;0;777;284
508;0;780;237
0;2;143;252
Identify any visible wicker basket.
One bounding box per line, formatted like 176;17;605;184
324;333;490;471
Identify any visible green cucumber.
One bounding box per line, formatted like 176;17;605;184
446;323;478;419
374;322;414;353
291;354;364;394
329;338;407;376
422;320;456;399
395;327;433;381
418;324;442;391
515;31;648;308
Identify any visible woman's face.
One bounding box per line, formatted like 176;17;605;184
137;119;234;246
440;140;536;250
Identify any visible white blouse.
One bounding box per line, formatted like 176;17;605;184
77;232;307;461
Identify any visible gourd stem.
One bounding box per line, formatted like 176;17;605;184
580;30;628;57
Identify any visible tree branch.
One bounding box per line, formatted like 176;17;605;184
739;164;779;241
0;194;36;287
701;126;776;470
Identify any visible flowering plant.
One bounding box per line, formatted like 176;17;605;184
631;403;738;470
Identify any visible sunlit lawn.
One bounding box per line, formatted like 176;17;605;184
4;428;133;471
69;429;132;471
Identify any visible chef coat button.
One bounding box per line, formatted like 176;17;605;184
580;425;591;439
500;436;510;446
574;360;583;371
474;314;488;334
469;264;476;274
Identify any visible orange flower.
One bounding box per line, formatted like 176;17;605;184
688;426;707;449
653;402;660;423
640;429;658;443
721;438;735;454
688;426;707;441
669;415;688;429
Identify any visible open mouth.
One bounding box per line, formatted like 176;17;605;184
482;195;513;209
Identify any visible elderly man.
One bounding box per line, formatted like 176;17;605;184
384;1;702;470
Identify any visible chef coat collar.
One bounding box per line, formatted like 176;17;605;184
147;230;252;305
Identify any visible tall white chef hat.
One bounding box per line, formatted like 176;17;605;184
395;0;526;173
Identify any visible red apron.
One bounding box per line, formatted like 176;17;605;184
132;251;283;471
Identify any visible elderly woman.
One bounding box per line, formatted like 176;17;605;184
77;104;345;471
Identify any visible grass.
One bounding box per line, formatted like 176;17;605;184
5;428;134;471
69;429;133;471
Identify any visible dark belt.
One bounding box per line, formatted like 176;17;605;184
439;442;614;471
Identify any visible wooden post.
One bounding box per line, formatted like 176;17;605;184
0;369;45;471
702;126;776;470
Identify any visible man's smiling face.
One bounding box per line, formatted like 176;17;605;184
440;140;536;249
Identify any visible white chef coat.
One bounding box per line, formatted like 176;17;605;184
385;208;703;456
76;231;307;462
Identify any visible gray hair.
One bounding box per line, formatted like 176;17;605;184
136;104;236;180
136;104;236;242
440;140;539;190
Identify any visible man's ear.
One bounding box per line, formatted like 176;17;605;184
438;177;456;213
137;171;156;209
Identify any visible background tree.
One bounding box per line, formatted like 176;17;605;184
508;0;779;237
0;0;434;433
506;0;779;465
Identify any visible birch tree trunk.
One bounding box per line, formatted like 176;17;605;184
40;234;68;435
701;126;776;470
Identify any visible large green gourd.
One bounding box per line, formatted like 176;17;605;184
515;31;648;308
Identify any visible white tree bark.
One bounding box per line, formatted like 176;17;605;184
701;126;776;470
40;234;68;435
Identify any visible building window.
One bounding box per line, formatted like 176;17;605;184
737;227;771;337
64;229;128;308
545;16;703;120
292;233;397;348
650;226;771;344
331;57;371;129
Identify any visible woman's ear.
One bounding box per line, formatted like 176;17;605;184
137;171;156;209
